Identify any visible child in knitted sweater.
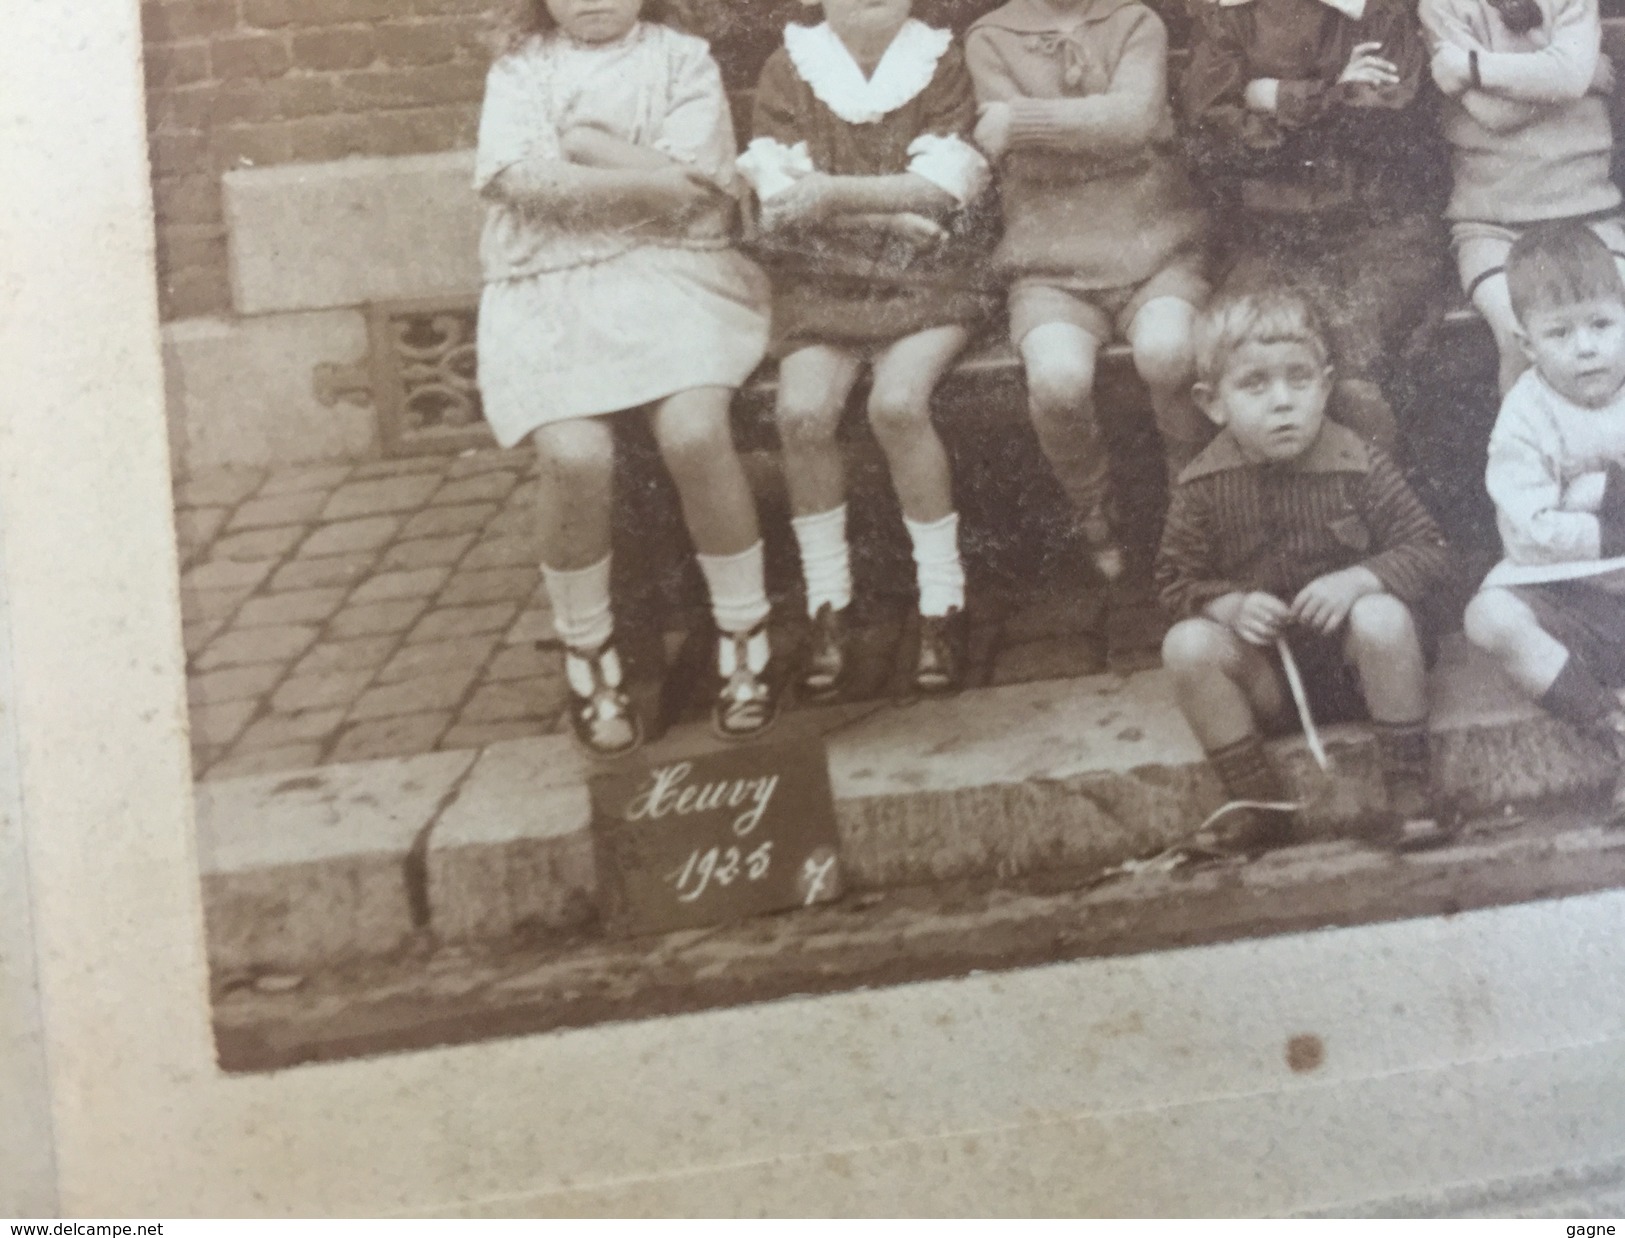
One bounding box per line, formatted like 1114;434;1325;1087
1420;0;1623;394
966;0;1211;576
1157;287;1455;857
1465;222;1625;821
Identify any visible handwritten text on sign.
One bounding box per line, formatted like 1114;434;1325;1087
589;738;843;938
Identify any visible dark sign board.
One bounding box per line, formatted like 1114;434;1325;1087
589;737;843;938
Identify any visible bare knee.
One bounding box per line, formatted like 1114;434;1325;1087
1162;617;1244;679
776;388;844;451
532;421;614;495
866;386;934;448
1346;593;1418;656
655;405;736;485
1464;588;1537;657
1130;304;1197;390
1024;352;1096;424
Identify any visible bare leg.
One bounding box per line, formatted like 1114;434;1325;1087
1161;617;1290;751
1464;586;1569;697
1017;321;1106;516
867;323;972;523
532;417;616;571
1343;594;1429;723
774;345;864;518
1128;296;1208;477
648;385;759;557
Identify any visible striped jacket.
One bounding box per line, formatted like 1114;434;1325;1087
1155;422;1455;625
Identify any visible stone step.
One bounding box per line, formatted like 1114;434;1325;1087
195;635;1614;975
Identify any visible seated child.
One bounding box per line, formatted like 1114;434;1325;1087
1421;0;1624;396
1156;287;1455;856
737;0;995;698
1464;221;1625;820
966;0;1211;580
1181;0;1450;455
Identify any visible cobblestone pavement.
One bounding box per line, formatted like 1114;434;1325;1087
175;446;1167;783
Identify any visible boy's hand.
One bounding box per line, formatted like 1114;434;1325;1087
974;103;1014;161
761;171;838;230
1341;42;1402;89
1430;44;1472;95
1243;78;1280;113
1232;592;1292;646
1290;568;1380;635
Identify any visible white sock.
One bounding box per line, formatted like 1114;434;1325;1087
541;556;614;652
791;504;852;617
697;541;771;635
905;511;965;618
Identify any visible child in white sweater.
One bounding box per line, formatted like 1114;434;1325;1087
1465;222;1625;820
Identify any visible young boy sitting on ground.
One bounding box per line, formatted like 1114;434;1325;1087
1156;287;1455;858
1464;221;1625;822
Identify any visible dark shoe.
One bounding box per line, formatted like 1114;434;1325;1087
914;607;967;695
1579;711;1625;827
800;603;849;703
564;640;642;760
713;622;781;742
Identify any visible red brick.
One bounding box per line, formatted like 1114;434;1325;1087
211;123;295;170
148;129;209;177
374;20;458;66
334;62;484;110
291;26;378;72
243;0;395;26
142;0;237;43
151;174;223;226
283;114;374;162
161;269;234;320
157;226;228;274
410;0;493;14
211;32;293;80
144;41;211;89
354;106;473;157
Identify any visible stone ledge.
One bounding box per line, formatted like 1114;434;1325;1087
193;635;1616;973
223;152;482;315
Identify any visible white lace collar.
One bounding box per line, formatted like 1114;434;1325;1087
1217;0;1366;18
782;19;953;125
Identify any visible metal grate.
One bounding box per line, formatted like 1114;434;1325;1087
367;297;494;457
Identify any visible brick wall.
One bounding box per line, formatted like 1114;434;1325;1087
143;0;494;319
137;0;1119;321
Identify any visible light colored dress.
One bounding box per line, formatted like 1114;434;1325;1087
474;22;770;448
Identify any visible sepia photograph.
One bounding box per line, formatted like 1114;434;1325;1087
140;0;1625;1069
14;0;1625;1217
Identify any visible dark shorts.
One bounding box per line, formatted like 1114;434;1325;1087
769;275;996;359
1259;619;1439;738
1260;629;1368;738
1512;578;1625;688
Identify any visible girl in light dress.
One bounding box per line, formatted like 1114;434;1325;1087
737;0;995;699
475;0;779;758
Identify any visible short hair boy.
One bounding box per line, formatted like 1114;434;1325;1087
1156;288;1456;857
1464;221;1625;822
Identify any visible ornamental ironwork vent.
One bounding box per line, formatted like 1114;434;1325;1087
369;297;492;457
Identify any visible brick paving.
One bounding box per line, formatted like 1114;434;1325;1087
175;444;1167;783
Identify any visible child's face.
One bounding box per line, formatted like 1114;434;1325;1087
1517;297;1625;409
1199;338;1333;464
545;0;643;43
813;0;913;46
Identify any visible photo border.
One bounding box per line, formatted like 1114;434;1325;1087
8;0;1625;1216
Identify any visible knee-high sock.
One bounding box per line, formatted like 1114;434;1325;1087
791;504;852;617
904;511;966;618
541;555;613;652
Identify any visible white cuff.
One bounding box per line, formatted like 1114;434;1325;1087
906;133;989;208
736;137;815;202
